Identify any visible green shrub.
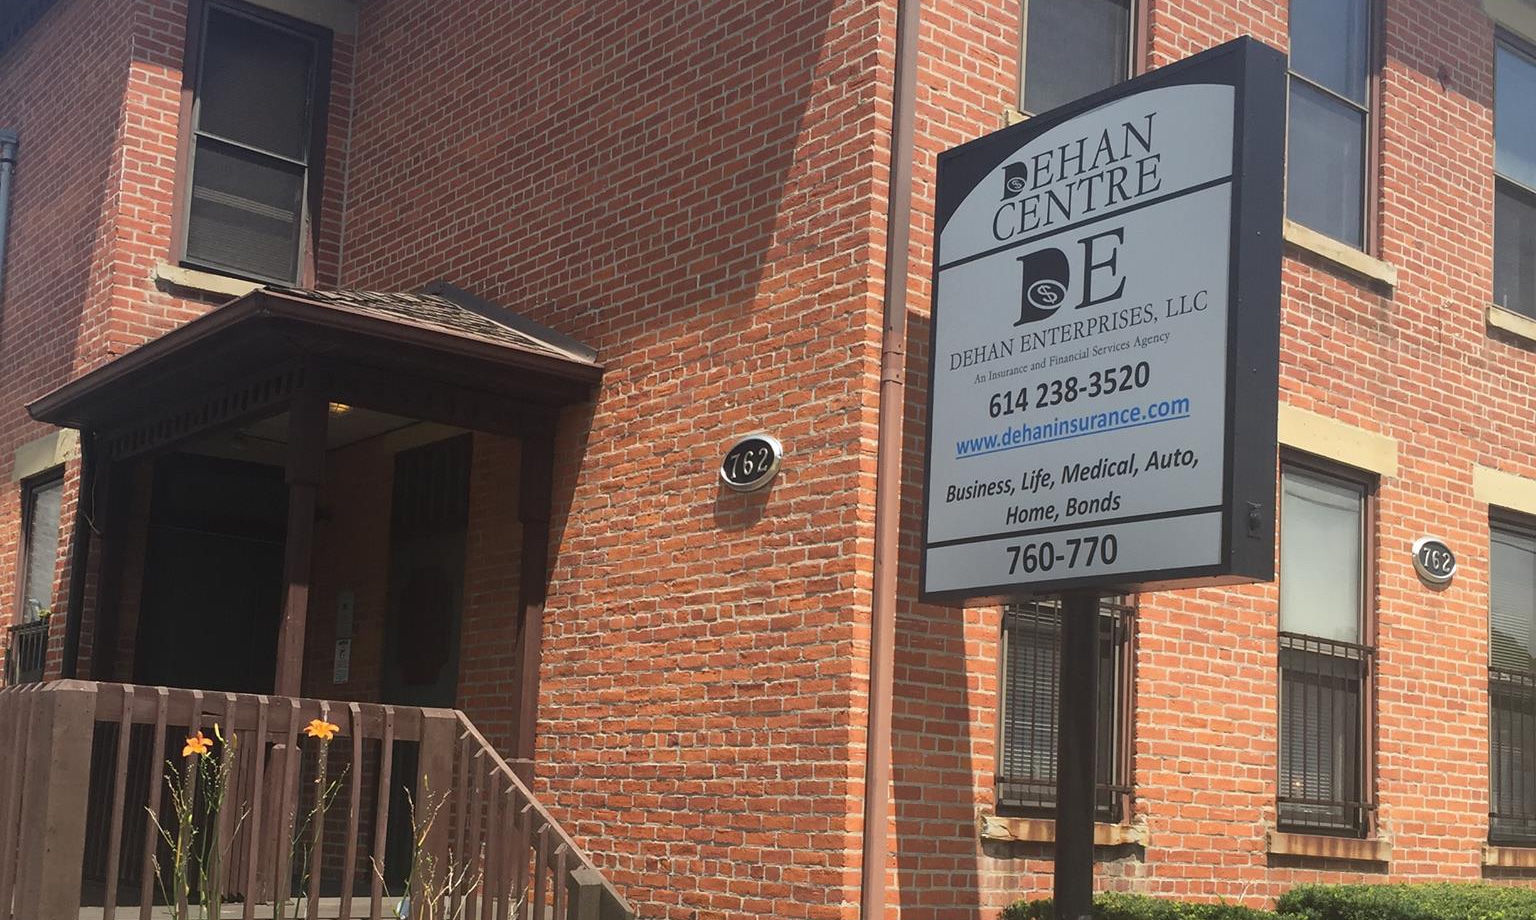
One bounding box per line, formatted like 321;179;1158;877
1277;883;1536;920
1002;892;1280;920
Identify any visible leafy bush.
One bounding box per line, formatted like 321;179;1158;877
1277;883;1536;920
1003;892;1280;920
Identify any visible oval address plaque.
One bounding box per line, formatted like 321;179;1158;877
720;434;783;493
1412;536;1457;586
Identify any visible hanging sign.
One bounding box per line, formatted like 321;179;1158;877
920;38;1286;604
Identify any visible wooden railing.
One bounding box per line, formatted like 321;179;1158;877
0;681;633;920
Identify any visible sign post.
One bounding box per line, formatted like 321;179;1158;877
919;37;1287;917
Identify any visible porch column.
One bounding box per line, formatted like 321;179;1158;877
513;417;556;782
273;384;328;698
82;454;135;681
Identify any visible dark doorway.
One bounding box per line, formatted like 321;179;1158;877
133;453;287;694
380;434;471;709
380;434;472;879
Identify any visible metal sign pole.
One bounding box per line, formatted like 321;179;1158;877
1054;590;1100;920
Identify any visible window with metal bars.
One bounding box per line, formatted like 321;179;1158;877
1277;466;1373;836
996;598;1133;822
181;0;330;284
1491;521;1536;843
7;470;62;684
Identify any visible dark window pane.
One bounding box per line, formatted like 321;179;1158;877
1492;670;1536;842
1496;180;1536;319
199;7;315;161
1278;638;1365;834
1289;0;1369;104
1497;44;1536;192
1022;0;1130;115
1286;81;1365;247
186;139;304;281
998;600;1129;821
20;477;63;623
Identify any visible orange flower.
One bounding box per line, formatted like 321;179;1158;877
182;730;214;757
304;718;340;741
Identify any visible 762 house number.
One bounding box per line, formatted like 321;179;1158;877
720;435;784;493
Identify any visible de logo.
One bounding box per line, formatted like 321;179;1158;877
1014;247;1071;325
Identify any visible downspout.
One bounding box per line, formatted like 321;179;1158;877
861;0;920;914
0;129;17;302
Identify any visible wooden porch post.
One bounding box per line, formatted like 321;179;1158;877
273;383;328;699
84;456;134;681
513;417;556;783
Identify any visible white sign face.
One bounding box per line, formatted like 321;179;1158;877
924;83;1245;597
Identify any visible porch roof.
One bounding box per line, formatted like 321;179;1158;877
27;282;604;435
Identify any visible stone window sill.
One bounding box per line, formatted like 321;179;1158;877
153;262;264;299
1283;220;1398;289
980;814;1144;847
1267;829;1390;863
1484;844;1536;868
1488;304;1536;347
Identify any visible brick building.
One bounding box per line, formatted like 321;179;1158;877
0;0;1535;918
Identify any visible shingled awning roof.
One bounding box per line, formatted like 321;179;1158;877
28;282;602;440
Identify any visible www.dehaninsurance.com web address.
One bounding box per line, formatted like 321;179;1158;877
954;397;1192;459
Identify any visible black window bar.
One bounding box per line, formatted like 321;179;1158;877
5;619;48;685
1491;667;1536;843
997;598;1133;823
1278;631;1373;836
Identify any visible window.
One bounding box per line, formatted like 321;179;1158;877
1286;0;1374;249
16;471;63;624
1496;37;1536;318
181;1;329;284
8;472;62;685
997;598;1133;822
1018;0;1134;116
1278;466;1373;836
1490;520;1536;843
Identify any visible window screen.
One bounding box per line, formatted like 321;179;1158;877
184;4;324;283
1020;0;1131;116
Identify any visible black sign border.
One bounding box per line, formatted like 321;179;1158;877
919;37;1285;605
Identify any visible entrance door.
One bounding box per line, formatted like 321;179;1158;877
133;453;287;694
379;434;472;879
380;434;472;709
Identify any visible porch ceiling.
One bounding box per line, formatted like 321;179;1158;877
26;282;603;437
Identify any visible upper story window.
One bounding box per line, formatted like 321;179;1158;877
1490;519;1536;843
1018;0;1134;116
1286;0;1375;249
1495;37;1536;318
1277;464;1374;837
997;597;1134;823
182;1;330;285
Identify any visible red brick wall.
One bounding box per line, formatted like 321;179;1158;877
338;1;891;916
4;0;1535;917
892;0;1534;915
